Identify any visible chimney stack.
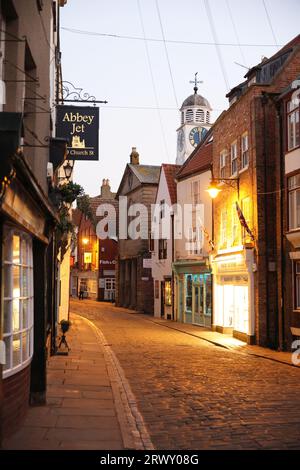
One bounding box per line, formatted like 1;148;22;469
130;147;139;165
101;178;112;198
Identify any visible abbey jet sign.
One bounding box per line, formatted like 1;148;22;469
56;105;99;161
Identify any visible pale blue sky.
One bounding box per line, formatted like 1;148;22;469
60;0;300;196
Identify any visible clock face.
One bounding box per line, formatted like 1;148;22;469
189;127;208;147
177;129;185;152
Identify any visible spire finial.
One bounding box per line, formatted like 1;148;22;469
189;72;203;94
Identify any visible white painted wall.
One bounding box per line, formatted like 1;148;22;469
152;168;174;318
175;169;212;260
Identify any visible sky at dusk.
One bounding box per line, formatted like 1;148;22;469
60;0;300;196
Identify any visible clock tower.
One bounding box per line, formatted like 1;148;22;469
176;74;212;165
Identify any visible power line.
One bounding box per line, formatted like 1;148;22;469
155;0;178;109
225;0;248;68
61;26;282;48
262;0;279;50
137;0;170;162
204;0;230;92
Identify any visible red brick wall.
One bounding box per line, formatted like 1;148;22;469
2;366;31;438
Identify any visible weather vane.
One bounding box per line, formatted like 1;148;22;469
189;72;203;94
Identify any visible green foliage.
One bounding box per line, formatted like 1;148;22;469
56;181;84;206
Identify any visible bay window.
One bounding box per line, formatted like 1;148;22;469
288;174;300;230
287;98;300;151
2;227;34;378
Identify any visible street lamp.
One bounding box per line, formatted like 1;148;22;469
63;160;74;180
206;177;240;199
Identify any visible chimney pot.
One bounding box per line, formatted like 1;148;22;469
130;147;139;165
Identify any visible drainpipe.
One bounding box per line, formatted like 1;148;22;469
275;100;285;350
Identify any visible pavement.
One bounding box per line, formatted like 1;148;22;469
2;313;153;450
69;300;300;450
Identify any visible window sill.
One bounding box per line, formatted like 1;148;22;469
238;166;249;175
286;145;300;154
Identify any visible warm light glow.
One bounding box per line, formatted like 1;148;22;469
82;238;89;245
206;181;222;199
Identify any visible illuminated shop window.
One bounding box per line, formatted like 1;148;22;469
164;280;172;306
2;227;34;378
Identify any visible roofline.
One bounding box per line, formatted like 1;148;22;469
176;163;212;182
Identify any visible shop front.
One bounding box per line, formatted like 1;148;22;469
173;260;212;327
211;247;255;343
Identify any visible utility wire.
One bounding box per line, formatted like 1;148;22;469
204;0;230;92
225;0;248;68
262;0;279;50
61;26;283;48
137;0;170;162
155;0;178;108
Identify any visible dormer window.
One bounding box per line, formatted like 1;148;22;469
186;109;193;122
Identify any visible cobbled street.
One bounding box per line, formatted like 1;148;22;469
70;299;300;450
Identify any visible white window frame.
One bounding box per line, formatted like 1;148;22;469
220;151;226;178
241;133;249;169
231;141;238;176
105;277;116;291
287;98;300;151
2;226;34;378
288;174;300;230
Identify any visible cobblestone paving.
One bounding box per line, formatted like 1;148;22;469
71;300;300;450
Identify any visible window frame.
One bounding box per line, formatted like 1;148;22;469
220;151;226;178
287;97;300;152
294;261;300;311
2;226;34;379
230;141;238;176
288;174;300;230
158;238;167;260
241;133;249;169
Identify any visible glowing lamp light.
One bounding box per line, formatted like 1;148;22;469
206;180;222;199
82;238;89;245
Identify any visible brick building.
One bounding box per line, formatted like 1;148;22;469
275;77;300;349
210;35;300;347
71;179;118;301
116;148;160;314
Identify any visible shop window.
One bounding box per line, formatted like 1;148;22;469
288;174;300;230
2;227;34;378
185;274;192;312
294;262;300;310
287;97;300;151
158;239;167;259
164;280;172;306
241;133;249;169
231;141;238;176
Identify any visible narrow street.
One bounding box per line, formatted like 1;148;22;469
70;299;300;450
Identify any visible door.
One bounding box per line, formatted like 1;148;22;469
193;283;205;326
160;281;165;317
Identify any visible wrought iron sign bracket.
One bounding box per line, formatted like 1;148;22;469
58;81;108;106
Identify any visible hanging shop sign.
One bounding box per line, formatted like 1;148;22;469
84;252;92;263
56;105;99;161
